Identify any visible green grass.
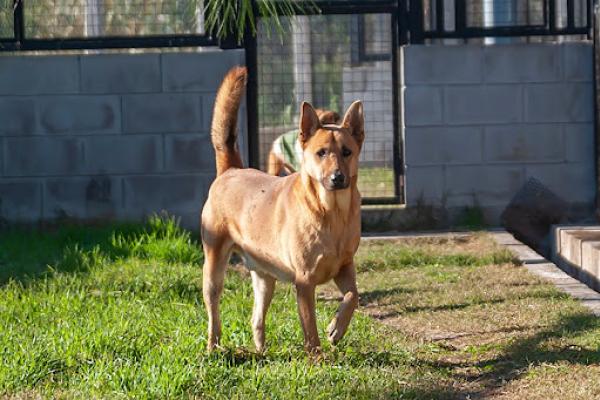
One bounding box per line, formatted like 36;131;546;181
1;220;600;399
357;167;395;198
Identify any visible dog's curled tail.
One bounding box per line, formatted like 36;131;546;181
211;66;247;176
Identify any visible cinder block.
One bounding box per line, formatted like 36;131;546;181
404;45;483;84
404;86;443;127
162;50;245;92
444;165;525;206
0;98;37;136
123;94;204;133
484;44;561;83
484;124;564;162
81;54;161;93
201;93;217;133
44;176;122;220
0;181;42;221
444;85;522;125
164;134;215;172
404;165;444;205
581;241;600;284
564;231;600;266
0;56;79;95
122;174;213;220
83;135;163;174
525;83;593;123
38;96;121;134
4;137;83;177
526;163;595;204
563;42;593;82
565;123;594;164
405;126;482;165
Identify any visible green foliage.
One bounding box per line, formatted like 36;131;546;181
110;213;203;265
457;205;487;230
204;0;317;43
0;213;201;284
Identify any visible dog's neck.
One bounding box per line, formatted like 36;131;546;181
296;170;356;221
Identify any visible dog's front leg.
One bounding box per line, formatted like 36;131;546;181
295;282;321;352
327;263;359;344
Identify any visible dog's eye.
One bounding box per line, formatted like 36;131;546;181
316;149;327;158
342;147;352;157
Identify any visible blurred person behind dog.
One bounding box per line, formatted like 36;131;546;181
267;109;340;176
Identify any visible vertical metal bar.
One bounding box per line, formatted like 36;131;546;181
593;2;600;215
13;0;24;43
549;0;557;33
391;11;403;202
567;0;575;29
435;0;444;32
588;0;593;38
455;0;466;37
398;0;409;45
356;14;366;63
244;0;260;169
409;0;424;43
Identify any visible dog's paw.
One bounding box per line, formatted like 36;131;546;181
206;341;225;353
326;318;341;344
305;345;324;360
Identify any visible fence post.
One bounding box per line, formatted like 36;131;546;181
408;0;424;43
244;0;260;169
13;0;24;46
594;2;600;217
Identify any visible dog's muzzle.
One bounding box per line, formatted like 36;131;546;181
325;170;348;190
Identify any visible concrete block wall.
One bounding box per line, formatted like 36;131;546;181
0;49;246;229
403;42;595;224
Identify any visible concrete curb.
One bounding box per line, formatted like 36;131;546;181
491;230;600;317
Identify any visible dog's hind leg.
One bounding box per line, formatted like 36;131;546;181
202;239;232;352
326;263;359;345
250;271;276;352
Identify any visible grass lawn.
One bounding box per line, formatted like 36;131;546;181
1;217;599;399
357;167;395;198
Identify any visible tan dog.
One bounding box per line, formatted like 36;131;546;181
201;66;364;353
267;109;341;176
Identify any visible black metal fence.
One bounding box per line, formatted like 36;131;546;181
407;0;592;43
254;11;402;203
1;0;218;51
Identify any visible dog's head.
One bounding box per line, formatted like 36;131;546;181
315;109;341;125
299;101;364;191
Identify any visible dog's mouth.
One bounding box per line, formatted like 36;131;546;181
322;179;350;191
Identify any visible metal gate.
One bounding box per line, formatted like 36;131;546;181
245;2;403;204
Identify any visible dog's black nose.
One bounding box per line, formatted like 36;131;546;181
330;170;345;187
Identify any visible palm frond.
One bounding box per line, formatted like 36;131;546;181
204;0;319;44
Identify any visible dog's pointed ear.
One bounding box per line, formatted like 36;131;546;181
341;101;364;147
299;102;320;147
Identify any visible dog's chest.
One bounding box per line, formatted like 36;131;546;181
290;228;357;284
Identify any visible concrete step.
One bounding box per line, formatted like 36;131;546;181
552;225;600;291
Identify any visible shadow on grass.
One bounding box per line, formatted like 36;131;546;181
0;215;202;285
414;312;600;398
209;345;411;371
